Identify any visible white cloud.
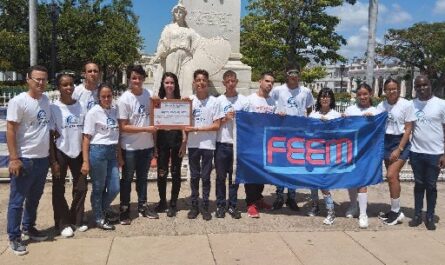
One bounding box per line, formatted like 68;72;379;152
386;4;412;24
434;0;445;14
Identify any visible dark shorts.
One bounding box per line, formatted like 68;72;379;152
384;134;411;161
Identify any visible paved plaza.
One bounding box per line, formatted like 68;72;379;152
1;180;445;264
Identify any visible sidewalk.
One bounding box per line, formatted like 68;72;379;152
1;182;445;264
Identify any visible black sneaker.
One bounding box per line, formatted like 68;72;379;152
307;204;320;216
96;219;115;230
155;201;168;213
215;207;226;218
426;218;436;231
409;215;422;227
378;211;390;221
105;209;120;223
272;197;284;210
166;206;177;217
138;205;159;219
120;205;131;225
286;198;300;211
201;206;212;221
187;206;199;219
22;227;48;242
384;211;405;226
227;207;242;219
9;238;28;256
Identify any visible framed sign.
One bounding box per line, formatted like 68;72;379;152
150;99;192;129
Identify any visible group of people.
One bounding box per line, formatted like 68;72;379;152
5;62;445;256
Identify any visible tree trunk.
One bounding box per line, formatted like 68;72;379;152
29;0;38;66
366;0;378;90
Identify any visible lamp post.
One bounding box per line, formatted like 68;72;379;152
339;64;345;92
49;0;60;86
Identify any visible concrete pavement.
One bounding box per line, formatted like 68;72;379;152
1;182;445;264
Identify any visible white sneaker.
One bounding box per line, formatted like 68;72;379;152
359;214;368;229
345;203;358;218
61;226;74;238
76;225;88;232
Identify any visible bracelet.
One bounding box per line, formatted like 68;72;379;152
398;147;404;152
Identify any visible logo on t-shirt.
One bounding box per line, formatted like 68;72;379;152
37;110;49;126
223;104;233;114
387;112;395;123
87;100;96;110
64;115;82;129
415;110;429;124
137;105;149;117
287;97;298;108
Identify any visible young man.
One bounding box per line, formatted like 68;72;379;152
117;65;158;224
214;70;249;219
270;65;314;211
244;72;276;218
185;69;223;221
73;62;101;112
6;65;51;255
408;75;445;230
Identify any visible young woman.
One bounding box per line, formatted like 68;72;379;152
377;78;415;225
49;74;87;237
155;72;187;217
307;87;341;225
344;83;381;229
81;84;123;230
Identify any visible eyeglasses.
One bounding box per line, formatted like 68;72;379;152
384;89;398;93
286;70;299;77
29;77;48;84
87;69;99;73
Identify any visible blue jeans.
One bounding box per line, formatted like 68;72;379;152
214;142;238;208
276;186;296;200
410;151;442;219
7;157;49;240
120;148;153;209
89;144;120;223
188;148;213;207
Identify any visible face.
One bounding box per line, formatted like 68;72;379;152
99;87;113;109
319;93;332;110
84;63;100;84
414;77;432;100
384;81;400;103
259;75;274;95
357;87;371;108
223;76;238;94
27;70;48;96
58;76;74;97
163;76;175;98
129;71;145;90
286;70;300;88
193;74;209;96
173;8;186;22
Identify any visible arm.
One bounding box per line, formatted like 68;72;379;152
118;119;157;133
389;122;413;162
178;130;187;157
49;130;60;178
185;119;221;133
306;107;312;116
440;124;445;168
6;121;22;176
81;134;91;176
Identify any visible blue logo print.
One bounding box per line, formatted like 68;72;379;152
37;110;48;126
138;105;146;114
87;100;96;110
223;104;233;114
287;97;298;108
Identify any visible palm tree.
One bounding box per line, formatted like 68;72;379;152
366;0;378;95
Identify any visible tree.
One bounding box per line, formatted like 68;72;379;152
365;0;378;90
240;0;356;81
377;22;445;97
300;66;327;84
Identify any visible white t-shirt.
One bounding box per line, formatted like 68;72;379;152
309;109;341;120
411;97;445;154
216;94;249;144
377;98;416;135
344;104;381;116
6;92;51;158
73;83;98;112
50;100;84;158
246;93;276;114
271;84;314;116
117;89;154;150
187;95;223;150
83;104;119;145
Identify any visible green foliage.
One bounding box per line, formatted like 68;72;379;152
377;22;445;95
300;66;327;84
241;0;356;82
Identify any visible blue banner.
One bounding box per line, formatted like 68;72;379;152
235;111;387;189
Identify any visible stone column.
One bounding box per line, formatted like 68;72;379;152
400;79;406;97
374;77;379;97
122;68;127;85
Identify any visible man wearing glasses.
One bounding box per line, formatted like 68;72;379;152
73;62;101;112
270;65;314;211
6;65;52;255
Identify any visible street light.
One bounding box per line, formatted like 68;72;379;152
339;64;345;92
49;0;60;86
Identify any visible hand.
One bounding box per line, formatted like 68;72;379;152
341;113;346;117
277;111;286;116
51;161;61;179
118;157;125;168
226;111;235;120
363;112;374;117
53;130;61;140
439;154;445;169
320;116;328;121
81;161;89;176
146;126;157;133
389;149;400;163
184;126;197;133
8;159;23;177
178;142;187;158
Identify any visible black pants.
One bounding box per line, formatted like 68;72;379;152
244;184;264;206
52;149;86;229
157;130;183;206
188;148;213;207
